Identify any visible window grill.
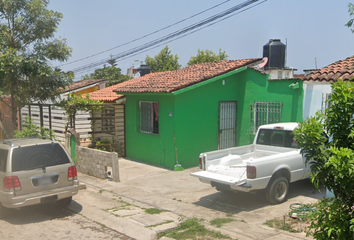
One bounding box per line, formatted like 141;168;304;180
322;93;332;111
250;101;282;133
139;101;159;134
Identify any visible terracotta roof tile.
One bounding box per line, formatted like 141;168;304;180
303;56;354;82
88;85;125;102
293;74;304;80
113;59;262;93
64;79;107;92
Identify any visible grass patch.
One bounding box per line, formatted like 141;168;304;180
264;203;314;234
144;208;166;215
210;218;235;228
265;218;298;233
158;218;231;240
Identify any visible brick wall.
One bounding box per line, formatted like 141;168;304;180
75;146;120;182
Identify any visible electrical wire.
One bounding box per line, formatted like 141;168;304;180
70;0;262;73
67;0;267;75
59;0;231;67
75;0;266;76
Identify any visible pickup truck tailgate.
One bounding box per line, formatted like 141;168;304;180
191;167;247;185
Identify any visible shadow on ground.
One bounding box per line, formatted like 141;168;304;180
193;179;325;215
3;200;82;225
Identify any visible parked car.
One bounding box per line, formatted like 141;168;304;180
191;122;310;204
0;138;79;218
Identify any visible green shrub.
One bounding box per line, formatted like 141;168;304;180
14;117;55;139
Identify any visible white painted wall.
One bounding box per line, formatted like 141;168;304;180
303;82;332;120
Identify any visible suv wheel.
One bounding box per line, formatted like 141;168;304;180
57;197;72;208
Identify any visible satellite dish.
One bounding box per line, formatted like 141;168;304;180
258;57;268;68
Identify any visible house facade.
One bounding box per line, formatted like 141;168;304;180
302;56;354;120
114;59;304;169
301;55;354;198
88;85;126;156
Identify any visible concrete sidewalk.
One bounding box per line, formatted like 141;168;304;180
72;158;318;240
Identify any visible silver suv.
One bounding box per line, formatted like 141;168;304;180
0;138;79;218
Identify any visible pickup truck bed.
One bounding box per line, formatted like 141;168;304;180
191;122;309;204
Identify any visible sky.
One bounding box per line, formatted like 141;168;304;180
48;0;354;80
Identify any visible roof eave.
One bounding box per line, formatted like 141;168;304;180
172;66;248;95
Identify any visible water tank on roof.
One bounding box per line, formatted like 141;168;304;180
136;64;151;77
263;39;286;70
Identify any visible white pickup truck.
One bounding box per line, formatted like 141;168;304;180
191;122;311;204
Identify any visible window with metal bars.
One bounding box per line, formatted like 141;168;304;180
139;101;159;134
322;93;332;111
101;107;115;134
250;101;282;133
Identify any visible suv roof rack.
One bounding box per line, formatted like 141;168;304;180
0;140;14;146
0;137;55;147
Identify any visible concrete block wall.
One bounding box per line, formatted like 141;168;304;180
75;146;120;182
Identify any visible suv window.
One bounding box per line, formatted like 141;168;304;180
0;149;8;172
12;143;71;172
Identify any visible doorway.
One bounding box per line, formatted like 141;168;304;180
219;101;237;149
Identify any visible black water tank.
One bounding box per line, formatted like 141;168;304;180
137;64;151;77
263;39;286;70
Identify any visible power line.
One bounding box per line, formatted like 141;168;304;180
76;0;267;77
69;0;267;75
59;0;231;67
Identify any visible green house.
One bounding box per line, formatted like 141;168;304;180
114;59;303;169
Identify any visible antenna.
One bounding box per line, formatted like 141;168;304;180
285;38;287;68
315;57;318;69
258;38;263;58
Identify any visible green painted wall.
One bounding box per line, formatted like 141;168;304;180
124;68;304;169
236;70;304;145
125;94;176;167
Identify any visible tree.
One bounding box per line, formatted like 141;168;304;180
187;49;228;66
346;3;354;32
145;45;181;73
82;56;131;86
294;80;354;239
0;0;73;131
57;93;103;130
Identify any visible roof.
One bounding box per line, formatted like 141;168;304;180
88;85;125;102
294;74;305;80
303;56;354;82
113;59;262;93
64;79;107;93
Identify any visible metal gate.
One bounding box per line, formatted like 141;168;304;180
219;101;237;149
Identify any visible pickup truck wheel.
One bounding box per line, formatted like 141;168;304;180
265;177;289;204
